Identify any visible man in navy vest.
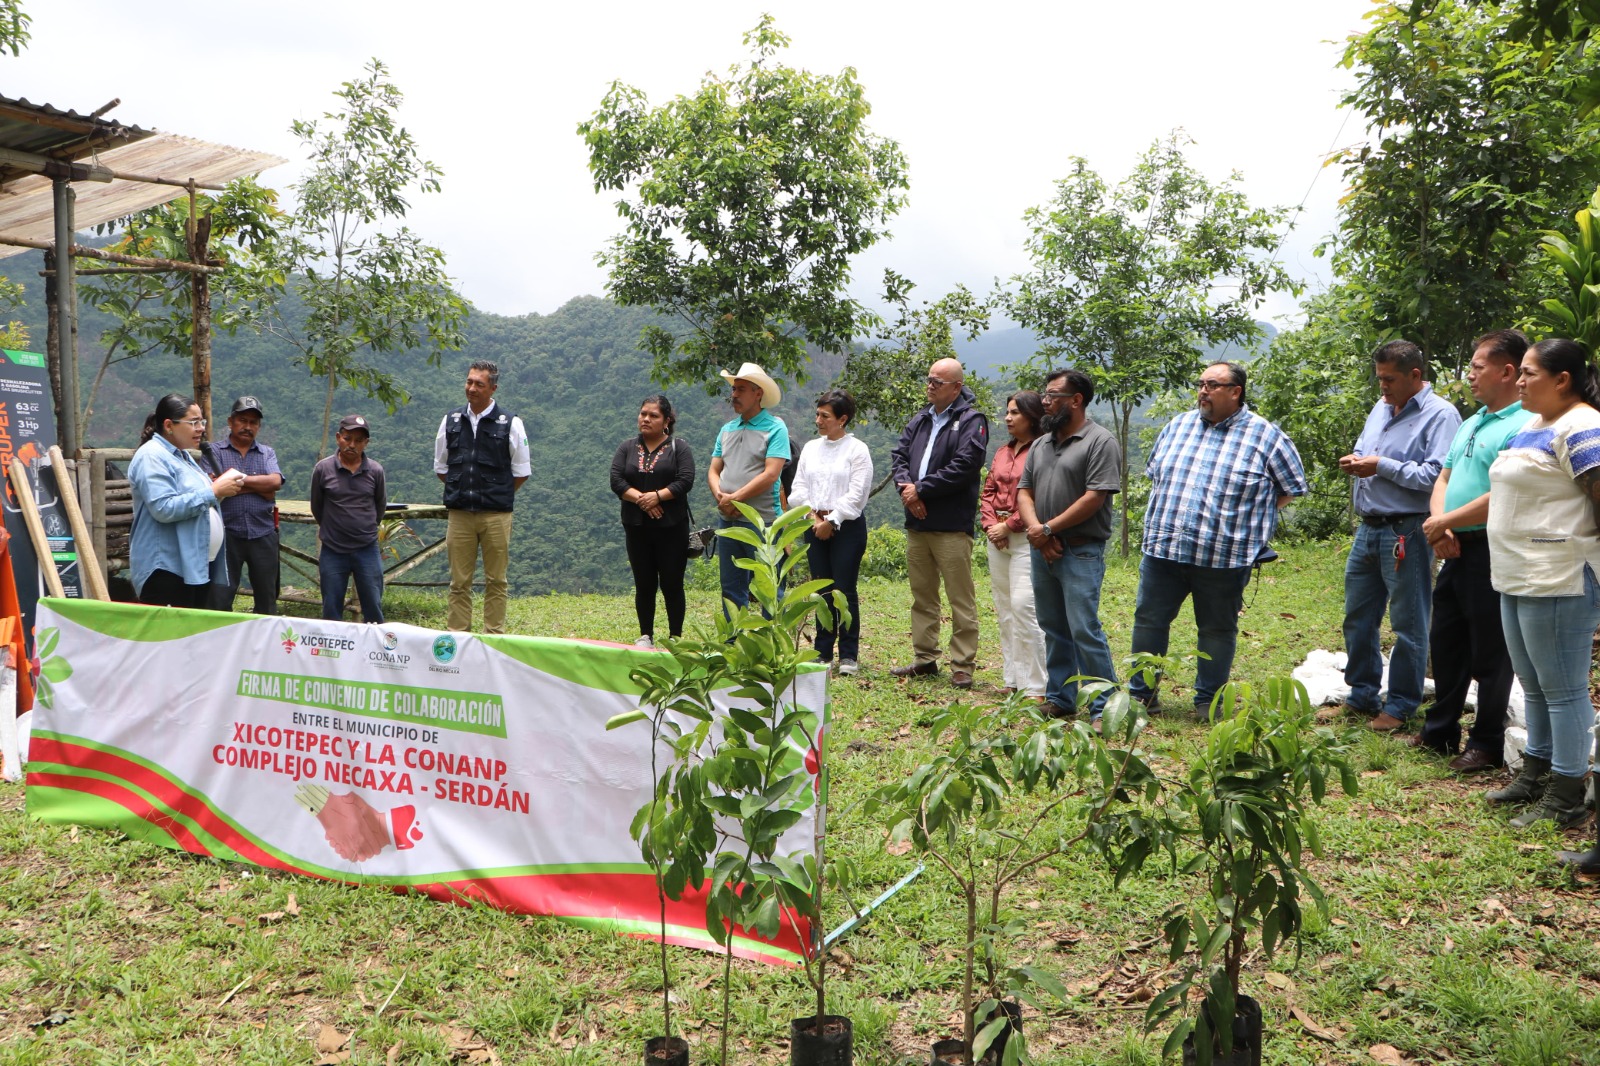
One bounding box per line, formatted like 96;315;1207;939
434;360;530;633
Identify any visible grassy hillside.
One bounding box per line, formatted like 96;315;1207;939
4;540;1597;1065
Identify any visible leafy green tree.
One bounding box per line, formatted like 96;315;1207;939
255;59;466;457
579;15;908;392
1532;183;1600;350
1329;0;1600;373
0;0;28;56
835;273;994;434
80;179;281;438
1005;132;1293;555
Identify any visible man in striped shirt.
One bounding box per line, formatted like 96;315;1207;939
1129;361;1309;720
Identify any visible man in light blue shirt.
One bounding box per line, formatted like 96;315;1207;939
1339;340;1462;732
1415;329;1534;770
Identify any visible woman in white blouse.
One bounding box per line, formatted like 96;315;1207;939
1486;337;1600;828
789;389;874;675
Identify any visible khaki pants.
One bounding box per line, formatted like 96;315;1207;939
906;530;979;672
447;509;513;633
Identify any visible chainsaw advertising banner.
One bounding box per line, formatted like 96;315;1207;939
24;600;826;965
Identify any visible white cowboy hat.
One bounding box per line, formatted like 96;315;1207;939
719;362;782;409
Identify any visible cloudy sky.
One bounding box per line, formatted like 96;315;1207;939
11;0;1371;325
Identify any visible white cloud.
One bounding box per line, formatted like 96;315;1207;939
10;0;1368;322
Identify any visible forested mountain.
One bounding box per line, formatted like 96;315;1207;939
4;255;910;594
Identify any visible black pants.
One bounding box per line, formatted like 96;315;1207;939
211;530;280;614
140;568;211;609
806;516;866;662
1420;535;1513;758
625;522;689;638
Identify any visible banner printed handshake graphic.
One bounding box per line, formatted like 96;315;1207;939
293;784;424;862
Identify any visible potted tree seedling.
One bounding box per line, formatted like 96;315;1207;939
616;650;723;1066
867;680;1162;1066
1101;677;1359;1066
611;503;853;1066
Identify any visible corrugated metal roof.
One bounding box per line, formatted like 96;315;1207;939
0;131;286;257
0;95;153;184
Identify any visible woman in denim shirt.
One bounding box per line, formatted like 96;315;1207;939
128;393;245;607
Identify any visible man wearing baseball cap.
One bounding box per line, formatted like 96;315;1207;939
204;396;285;614
310;414;387;623
707;362;791;609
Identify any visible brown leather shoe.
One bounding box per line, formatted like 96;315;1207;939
1448;747;1502;774
950;670;974;689
889;661;939;678
1369;712;1407;733
1038;699;1074;719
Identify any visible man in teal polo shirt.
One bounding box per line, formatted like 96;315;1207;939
1416;329;1534;770
707;362;791;609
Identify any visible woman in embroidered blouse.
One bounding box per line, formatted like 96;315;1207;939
1485;338;1600;828
128;393;245;608
610;395;696;648
789;389;873;675
980;391;1048;698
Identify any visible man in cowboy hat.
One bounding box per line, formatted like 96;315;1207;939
889;357;990;689
707;362;791;609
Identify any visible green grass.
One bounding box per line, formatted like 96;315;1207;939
3;541;1600;1064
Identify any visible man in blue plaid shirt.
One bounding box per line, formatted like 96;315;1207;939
1129;361;1309;719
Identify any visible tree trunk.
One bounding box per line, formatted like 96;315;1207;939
319;373;336;460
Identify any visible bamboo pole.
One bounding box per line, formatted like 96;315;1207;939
0;235;222;275
48;447;109;601
9;459;64;599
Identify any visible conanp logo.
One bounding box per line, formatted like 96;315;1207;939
432;634;458;664
381;630;399;651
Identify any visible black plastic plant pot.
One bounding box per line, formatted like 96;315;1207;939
790;1014;852;1066
645;1035;689;1066
930;1038;970;1066
980;999;1023;1065
1182;994;1262;1066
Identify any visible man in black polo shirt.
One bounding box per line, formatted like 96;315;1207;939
310;414;387;623
1016;367;1122;718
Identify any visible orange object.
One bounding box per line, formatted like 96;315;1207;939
0;529;34;712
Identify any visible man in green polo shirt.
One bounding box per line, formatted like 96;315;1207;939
707;362;791;609
1416;329;1534;771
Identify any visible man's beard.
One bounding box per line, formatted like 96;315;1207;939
1041;410;1071;434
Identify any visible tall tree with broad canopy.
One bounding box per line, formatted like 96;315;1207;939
1329;0;1600;374
253;59;466;458
1004;132;1294;556
578;15;909;393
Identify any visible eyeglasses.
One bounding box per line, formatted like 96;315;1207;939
174;418;207;427
926;377;957;388
1463;425;1482;457
1041;390;1074;402
1196;380;1238;392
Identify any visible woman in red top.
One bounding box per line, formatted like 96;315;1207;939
981;391;1047;697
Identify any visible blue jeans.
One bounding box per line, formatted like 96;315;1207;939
807;517;866;662
1501;581;1600;777
1343;519;1432;719
716;517;758;611
1030;540;1117;714
320;543;385;623
1129;555;1252;713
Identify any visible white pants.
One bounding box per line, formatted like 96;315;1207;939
987;530;1047;697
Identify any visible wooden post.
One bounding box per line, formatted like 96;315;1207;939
189;182;214;432
48;446;108;601
10;459;63;599
89;449;107;594
42;249;63;440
